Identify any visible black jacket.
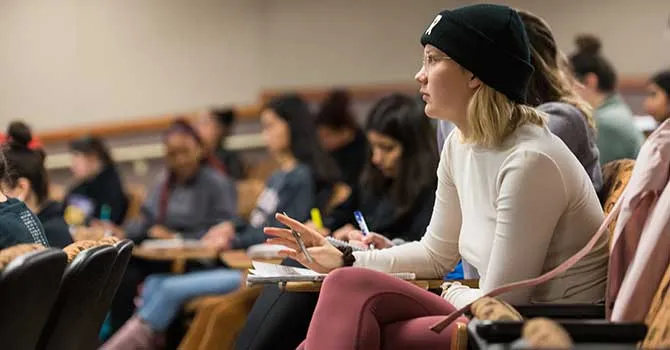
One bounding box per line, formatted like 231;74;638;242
65;166;128;225
37;201;73;248
325;184;436;242
329;130;368;188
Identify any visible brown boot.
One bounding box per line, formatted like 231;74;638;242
101;316;156;349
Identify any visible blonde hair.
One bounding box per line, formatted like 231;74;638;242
461;84;545;148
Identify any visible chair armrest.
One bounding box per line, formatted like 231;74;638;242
512;303;605;319
471;320;647;344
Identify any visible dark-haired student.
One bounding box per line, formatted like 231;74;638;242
104;95;339;348
234;93;438;350
644;70;670;124
196;108;247;180
0;127;72;248
65;136;129;225
569;34;644;164
0;138;50;250
108;119;237;334
315;89;368;188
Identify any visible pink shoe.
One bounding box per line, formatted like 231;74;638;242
101;316;155;350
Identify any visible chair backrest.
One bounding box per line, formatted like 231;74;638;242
642;262;670;348
0;248;67;350
80;239;134;350
237;179;265;220
37;244;116;350
599;159;635;242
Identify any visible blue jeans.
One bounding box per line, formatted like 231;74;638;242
138;269;243;331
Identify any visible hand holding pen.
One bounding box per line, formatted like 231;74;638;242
264;213;345;273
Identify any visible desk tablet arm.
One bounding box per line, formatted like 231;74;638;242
470;319;647;345
512;303;605;319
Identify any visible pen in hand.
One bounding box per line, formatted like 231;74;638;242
353;211;375;250
283;212;314;263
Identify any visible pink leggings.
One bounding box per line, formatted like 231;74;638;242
298;267;468;350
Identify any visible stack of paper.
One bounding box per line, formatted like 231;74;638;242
246;244;287;259
246;261;416;286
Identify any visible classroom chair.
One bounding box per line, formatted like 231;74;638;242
37;243;117;350
80;239;134;350
0;245;67;350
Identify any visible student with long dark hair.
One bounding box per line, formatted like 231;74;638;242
315;89;367;188
267;5;608;348
65;136;128;225
569;34;644;164
235;94;438;350
196;108;247;180
0;126;72;248
104;95;339;348
644;70;670;124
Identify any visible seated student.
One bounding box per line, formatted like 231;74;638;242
196;108;247;180
65;136;128;225
437;11;603;194
266;5;609;348
643;70;670;124
235;93;438;350
0;144;49;249
103;94;339;349
315;89;368;188
569;34;644;165
108;119;237;334
122;119;237;242
0;127;72;248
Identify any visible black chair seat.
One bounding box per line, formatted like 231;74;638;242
0;248;67;350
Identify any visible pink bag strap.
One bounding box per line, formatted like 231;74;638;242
429;195;625;333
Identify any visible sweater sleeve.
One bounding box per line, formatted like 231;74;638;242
233;171;315;249
445;150;569;308
352;143;461;279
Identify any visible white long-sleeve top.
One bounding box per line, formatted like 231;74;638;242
354;123;609;308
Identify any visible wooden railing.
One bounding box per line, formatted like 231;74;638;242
36;77;649;146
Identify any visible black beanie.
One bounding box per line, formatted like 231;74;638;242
420;4;534;103
651;70;670;97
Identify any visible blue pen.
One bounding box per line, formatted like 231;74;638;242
353;211;375;250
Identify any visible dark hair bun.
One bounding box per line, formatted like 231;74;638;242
7;121;33;148
575;34;602;56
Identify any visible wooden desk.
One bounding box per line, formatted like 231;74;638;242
132;246;220;273
220;249;282;270
280;279;480;292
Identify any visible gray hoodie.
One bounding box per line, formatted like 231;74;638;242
437;101;603;193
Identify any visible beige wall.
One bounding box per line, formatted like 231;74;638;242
1;0;668;129
0;0;263;129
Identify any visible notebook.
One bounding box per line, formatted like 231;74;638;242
246;261;416;286
246;244;287;259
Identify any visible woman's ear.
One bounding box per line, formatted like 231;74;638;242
584;73;599;90
468;75;482;89
15;178;32;201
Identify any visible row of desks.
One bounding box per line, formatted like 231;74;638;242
132;246;478;292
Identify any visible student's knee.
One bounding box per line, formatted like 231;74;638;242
323;267;374;292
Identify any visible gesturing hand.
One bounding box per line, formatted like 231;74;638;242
264;213;344;273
